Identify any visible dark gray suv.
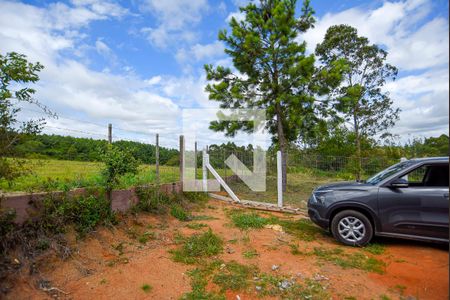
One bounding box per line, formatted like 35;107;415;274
307;157;449;246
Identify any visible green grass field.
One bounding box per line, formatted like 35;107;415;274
0;158;180;192
1;158;345;210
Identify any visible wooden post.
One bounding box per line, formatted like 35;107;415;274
108;123;112;144
194;141;198;180
156;134;160;185
179;135;184;186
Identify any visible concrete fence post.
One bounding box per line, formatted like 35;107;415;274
277;151;283;208
194;141;198;180
202;148;208;192
107;123;113;204
156;133;160;185
179;135;184;189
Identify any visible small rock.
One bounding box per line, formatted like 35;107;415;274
255;286;262;291
313;274;329;281
226;247;235;254
236;295;240;300
220;263;226;270
271;265;279;271
278;280;292;290
13;258;20;265
264;224;284;232
253;276;259;281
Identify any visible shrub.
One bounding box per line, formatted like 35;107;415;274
37;192;116;237
134;186;171;214
101;145;138;189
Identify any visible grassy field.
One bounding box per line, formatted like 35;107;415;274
1;158;345;210
0;158;180;192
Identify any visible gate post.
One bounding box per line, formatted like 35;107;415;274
202;148;208;192
277;151;283;207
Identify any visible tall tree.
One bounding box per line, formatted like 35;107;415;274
0;52;49;180
205;0;340;190
316;25;399;180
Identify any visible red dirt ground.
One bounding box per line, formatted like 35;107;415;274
3;199;448;300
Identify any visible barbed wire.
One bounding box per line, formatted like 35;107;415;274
19;107;161;138
43;125;107;138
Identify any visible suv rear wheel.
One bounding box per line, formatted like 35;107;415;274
331;210;373;246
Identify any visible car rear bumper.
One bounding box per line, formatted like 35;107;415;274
308;208;329;229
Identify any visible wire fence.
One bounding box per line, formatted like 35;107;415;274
6;109;183;192
208;149;397;211
11;108;398;211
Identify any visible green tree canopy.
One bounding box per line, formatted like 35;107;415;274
315;25;400;179
0;52;49;180
204;0;343;189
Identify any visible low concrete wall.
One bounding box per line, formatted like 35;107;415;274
1;182;182;223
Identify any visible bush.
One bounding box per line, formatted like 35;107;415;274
101;145;138;189
134;186;171;214
37;192;116;237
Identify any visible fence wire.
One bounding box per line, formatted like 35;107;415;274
207;149;396;211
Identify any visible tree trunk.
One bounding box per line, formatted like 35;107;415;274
276;104;287;192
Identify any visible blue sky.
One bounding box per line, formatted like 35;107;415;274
1;0;448;148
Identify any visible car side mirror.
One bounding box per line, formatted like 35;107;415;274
391;178;409;188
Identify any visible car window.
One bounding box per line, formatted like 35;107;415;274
423;164;449;187
366;160;415;185
403;164;449;187
403;165;427;185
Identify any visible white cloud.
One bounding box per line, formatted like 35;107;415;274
176;41;225;65
47;0;128;30
303;0;448;71
226;11;245;23
148;74;218;109
385;68;449;138
0;0;181;146
95;39;114;60
146;76;162;85
140;0;209;48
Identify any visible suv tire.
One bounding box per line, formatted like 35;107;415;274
331;210;373;246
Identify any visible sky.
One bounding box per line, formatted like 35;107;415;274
1;0;448;149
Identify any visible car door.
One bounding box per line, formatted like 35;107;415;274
377;162;449;240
